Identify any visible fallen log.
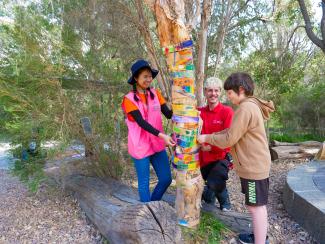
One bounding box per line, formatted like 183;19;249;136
45;157;182;244
270;144;320;161
270;140;322;147
65;175;182;244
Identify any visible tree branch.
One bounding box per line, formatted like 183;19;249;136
297;0;325;52
229;0;252;22
228;15;268;32
279;25;306;57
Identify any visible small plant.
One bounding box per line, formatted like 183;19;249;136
10;145;47;192
182;212;228;244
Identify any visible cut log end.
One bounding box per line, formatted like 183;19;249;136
315;142;325;160
108;201;182;244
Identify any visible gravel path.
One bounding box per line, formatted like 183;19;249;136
0;139;320;244
0;169;102;243
225;159;319;244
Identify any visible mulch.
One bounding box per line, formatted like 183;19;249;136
0;157;320;243
0;170;102;243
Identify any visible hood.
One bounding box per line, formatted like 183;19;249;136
243;96;275;120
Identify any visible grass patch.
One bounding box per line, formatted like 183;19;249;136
182;212;228;244
270;133;324;143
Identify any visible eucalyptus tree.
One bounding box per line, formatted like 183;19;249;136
298;0;325;54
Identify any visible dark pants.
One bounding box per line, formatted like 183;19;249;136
201;160;231;209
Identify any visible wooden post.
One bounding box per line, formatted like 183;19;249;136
144;0;204;228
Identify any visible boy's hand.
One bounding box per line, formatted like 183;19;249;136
225;152;234;170
197;134;208;144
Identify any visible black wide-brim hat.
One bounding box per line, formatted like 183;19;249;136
128;59;159;85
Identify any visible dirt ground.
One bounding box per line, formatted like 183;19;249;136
0;169;102;244
0;156;320;243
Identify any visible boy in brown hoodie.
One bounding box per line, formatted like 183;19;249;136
198;72;275;244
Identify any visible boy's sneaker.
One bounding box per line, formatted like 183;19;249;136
238;233;269;244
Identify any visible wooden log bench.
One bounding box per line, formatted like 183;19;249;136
65;174;182;244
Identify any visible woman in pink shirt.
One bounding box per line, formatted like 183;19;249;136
122;59;175;202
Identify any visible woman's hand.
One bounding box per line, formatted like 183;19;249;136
159;133;176;147
200;144;211;151
197;134;208;144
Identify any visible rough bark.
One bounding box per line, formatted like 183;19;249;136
46;156;252;237
67;176;182;244
146;1;190;47
197;0;212;106
134;0;171;100
201;202;251;233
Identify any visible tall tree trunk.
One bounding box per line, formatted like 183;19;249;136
197;0;212;107
213;0;232;76
144;0;204;228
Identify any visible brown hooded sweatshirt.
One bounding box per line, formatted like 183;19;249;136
205;97;275;180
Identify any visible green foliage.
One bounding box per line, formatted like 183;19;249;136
10;145;47;192
182;212;228;244
270;132;324;143
1;0;324;189
207;0;270;65
277;81;325;137
0;1;137;181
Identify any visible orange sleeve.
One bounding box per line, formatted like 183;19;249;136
156;90;166;105
122;90;165;114
122;97;139;114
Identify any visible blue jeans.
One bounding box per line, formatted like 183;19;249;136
132;150;172;202
216;187;231;209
